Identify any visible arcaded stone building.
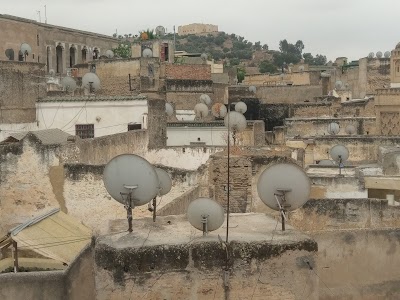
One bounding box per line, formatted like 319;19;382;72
178;23;218;35
0;14;118;74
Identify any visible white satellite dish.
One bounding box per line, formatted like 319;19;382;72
327;122;340;135
249;85;257;93
194;103;209;119
330;145;349;175
20;43;32;56
201;53;208;61
103;154;159;232
142;48;153;58
200;94;212;106
149;168;172;222
155;26;166;36
257;163;311;231
376;51;383;59
368;52;375;59
224;111;247;132
211;103;227;118
165;103;174;116
384;51;391;58
82;72;101;92
49;69;56;77
345;124;356;135
187;198;225;236
61;77;77;92
299;65;305;73
335;80;343;90
105;50;114;58
235;101;247;114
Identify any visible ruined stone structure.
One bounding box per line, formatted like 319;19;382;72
0;14;118;74
178;23;218;35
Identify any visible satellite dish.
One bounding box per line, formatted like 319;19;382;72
224;111;247;132
199;94;212;106
249;85;257;93
211;103;227;118
187;198;225;236
257;163;311;231
61;77;77;92
384;51;391;58
49;69;55;77
105;50;114;58
327;122;340;135
368;52;375;58
20;43;32;56
155;168;172;196
299;65;305;72
155;26;166;36
345;124;356;135
335;80;343;90
165;102;174;116
318;159;335;166
201;53;208;61
330;145;349;163
376;51;383;59
280;73;285;80
235;101;247;114
142;48;153;58
82;72;101;92
194;103;209;118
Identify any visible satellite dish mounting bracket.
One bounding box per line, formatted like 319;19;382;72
120;185;138;233
274;188;292;231
201;214;209;236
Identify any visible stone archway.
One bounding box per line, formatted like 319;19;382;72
56;44;64;73
69;46;76;67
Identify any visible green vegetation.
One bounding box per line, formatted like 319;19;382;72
113;41;131;58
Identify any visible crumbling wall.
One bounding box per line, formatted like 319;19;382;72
165;64;211;80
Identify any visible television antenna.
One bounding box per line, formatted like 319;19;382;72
257;163;311;231
211;103;227;118
330;145;349;176
345;124;356;135
105;50;114;58
327;122;340;135
103;154;159;232
165;102;174;116
200;94;212;106
61;77;77;92
194;103;209;119
187;198;225;236
149;168;172;222
82;72;101;93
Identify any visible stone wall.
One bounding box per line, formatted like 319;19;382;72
165;64;211;80
0;61;46;123
147;99;167;149
157;186;200;216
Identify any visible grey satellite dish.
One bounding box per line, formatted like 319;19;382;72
299;65;305;72
165;102;174;116
345;124;356;135
20;43;32;56
318;159;335;166
149;168;172;222
211;103;227;118
280;73;285;80
235;101;247;114
384;51;391;58
327;122;340;135
105;50;114;58
61;77;77;92
82;72;101;92
156;26;166;36
257;163;311;231
335;80;343;90
142;48;153;58
49;69;55;77
187;197;225;236
224;111;247;132
249;85;257;93
200;94;212;106
376;51;383;59
194;103;209;119
201;53;208;61
368;52;375;59
330;145;349;175
103;154;159;232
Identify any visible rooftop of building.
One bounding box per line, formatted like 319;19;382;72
37;95;147;103
0;128;72;145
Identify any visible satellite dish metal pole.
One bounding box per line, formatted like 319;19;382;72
274;189;291;231
120;185;138;233
201;214;209;236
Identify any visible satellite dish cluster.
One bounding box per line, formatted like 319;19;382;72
368;51;391;59
155;26;166;37
60;72;101;93
103;154;172;231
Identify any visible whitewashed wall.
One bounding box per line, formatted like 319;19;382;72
0;122;38;142
166;127;227;146
36;100;148;137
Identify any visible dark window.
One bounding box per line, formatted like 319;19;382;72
18;51;24;61
5;49;14;60
128;124;141;131
37;34;39;46
75;124;94;139
33;54;35;59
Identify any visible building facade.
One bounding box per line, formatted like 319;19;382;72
177;23;218;35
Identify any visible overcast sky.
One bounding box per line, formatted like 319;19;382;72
2;0;399;61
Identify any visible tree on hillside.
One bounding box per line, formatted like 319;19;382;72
262;44;269;50
259;60;278;74
303;52;327;65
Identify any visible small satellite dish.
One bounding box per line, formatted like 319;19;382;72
165;102;174;116
20;43;32;56
249;85;257;93
211;103;227;118
345;124;356;135
155;168;172;196
142;48;153;58
201;53;208;61
235;101;247;114
335;80;343;90
61;77;77;92
82;72;101;92
327;122;340;135
200;94;212;106
376;51;383;59
368;52;375;59
318;159;335;166
280;73;285;80
330;145;349;163
257;163;311;231
224;111;247;132
49;69;56;77
103;154;159;232
384;51;391;58
194;103;209;119
299;65;305;73
155;26;166;36
187;198;225;236
105;50;114;58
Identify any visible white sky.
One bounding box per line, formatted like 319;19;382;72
1;0;399;62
